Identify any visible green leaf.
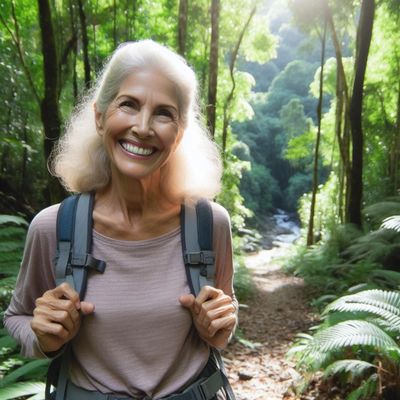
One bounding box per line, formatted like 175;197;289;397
0;381;45;400
324;359;376;379
0;216;28;227
313;320;398;352
0;335;18;351
0;359;50;388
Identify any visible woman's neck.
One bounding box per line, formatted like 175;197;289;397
93;171;181;240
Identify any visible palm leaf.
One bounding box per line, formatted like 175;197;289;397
347;373;378;400
0;382;45;400
0;359;50;388
312;320;398;352
364;201;400;223
324;290;400;327
324;359;376;379
0;216;28;227
381;215;400;232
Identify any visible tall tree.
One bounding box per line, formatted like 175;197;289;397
177;0;188;57
221;4;256;153
38;0;65;203
347;0;375;226
307;17;327;246
76;0;91;89
206;0;220;137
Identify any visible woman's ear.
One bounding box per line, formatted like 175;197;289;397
94;103;104;136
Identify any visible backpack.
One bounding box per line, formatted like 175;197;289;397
45;192;235;400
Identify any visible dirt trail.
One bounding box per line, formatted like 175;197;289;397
223;242;315;400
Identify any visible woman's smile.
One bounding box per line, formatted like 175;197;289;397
119;139;157;158
96;69;183;181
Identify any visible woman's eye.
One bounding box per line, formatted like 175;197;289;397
119;100;137;109
156;108;174;119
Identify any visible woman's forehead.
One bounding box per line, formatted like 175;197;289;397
117;69;180;108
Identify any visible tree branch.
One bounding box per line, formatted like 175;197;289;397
0;1;41;105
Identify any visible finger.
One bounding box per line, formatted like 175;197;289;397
198;303;236;327
196;286;222;305
197;295;234;323
208;314;237;337
33;306;76;334
80;301;95;315
45;283;81;309
36;297;80;323
31;317;70;341
179;294;196;312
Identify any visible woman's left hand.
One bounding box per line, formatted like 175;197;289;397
179;286;237;349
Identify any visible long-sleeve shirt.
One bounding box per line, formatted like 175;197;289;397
4;201;236;399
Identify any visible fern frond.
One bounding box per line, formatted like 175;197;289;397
370;270;400;288
0;359;49;388
346;373;378;400
324;359;376;379
0;382;45;400
0;215;28;227
381;215;400;232
313;320;398;352
325;290;400;319
364;201;400;223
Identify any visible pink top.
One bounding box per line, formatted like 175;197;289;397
4;201;235;399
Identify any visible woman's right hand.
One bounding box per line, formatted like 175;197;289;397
30;282;95;353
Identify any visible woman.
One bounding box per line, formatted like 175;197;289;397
4;40;237;399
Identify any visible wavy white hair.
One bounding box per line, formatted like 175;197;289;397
51;40;222;202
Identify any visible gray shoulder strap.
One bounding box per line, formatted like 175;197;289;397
182;199;215;296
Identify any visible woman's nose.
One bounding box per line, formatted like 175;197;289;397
132;109;153;137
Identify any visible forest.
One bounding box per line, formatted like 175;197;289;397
1;0;400;399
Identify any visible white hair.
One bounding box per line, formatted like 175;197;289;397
51;40;222;202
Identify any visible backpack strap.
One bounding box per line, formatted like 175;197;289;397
55;192;106;298
181;199;236;400
181;199;215;297
46;192;106;400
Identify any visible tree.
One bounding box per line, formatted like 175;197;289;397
307;17;327;246
206;0;219;137
347;0;375;226
177;0;188;57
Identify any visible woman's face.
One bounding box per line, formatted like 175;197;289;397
95;69;183;181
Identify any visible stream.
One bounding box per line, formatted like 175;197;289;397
245;209;301;275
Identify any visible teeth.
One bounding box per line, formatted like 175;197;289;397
121;142;154;156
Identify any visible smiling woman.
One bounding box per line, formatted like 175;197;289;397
94;69;183;182
52;40;222;203
4;40;238;400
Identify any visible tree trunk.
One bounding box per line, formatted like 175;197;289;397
178;0;188;57
307;20;327;246
347;0;375;227
38;0;65;203
221;5;256;153
392;61;400;192
77;0;91;88
113;0;117;48
206;0;220;137
69;0;78;102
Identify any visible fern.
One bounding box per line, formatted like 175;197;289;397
324;290;400;332
0;359;50;388
324;359;376;380
312;320;398;352
0;381;45;400
346;373;378;400
364;201;400;225
381;215;400;232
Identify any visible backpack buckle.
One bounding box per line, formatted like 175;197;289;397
70;254;106;273
185;251;214;265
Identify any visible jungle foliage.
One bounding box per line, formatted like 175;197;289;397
1;0;400;398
